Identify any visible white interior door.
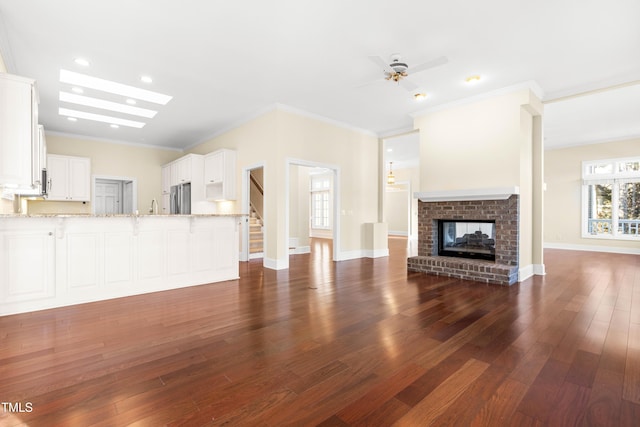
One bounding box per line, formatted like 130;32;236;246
95;180;122;214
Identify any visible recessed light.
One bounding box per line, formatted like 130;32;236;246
71;87;84;94
59;92;158;118
414;93;427;101
126;98;137;105
74;58;90;67
110;124;120;129
465;75;481;84
59;107;146;128
59;70;172;105
140;75;153;84
387;148;393;152
67;117;78;122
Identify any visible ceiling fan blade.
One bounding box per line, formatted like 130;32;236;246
368;55;395;75
399;77;419;92
408;56;448;74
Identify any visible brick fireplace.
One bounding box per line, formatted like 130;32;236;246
407;188;520;285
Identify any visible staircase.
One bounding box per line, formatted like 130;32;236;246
249;208;263;256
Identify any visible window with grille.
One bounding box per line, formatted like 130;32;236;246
310;175;331;230
582;157;640;240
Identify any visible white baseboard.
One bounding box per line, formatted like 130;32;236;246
264;257;289;270
364;249;389;258
518;263;546;282
544;242;640;255
335;250;363;261
388;231;408;237
289;246;310;255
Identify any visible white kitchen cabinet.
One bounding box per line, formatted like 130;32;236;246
0;215;242;316
204;149;236;201
0;227;55;305
0;73;39;189
47;154;91;201
162;154;209;213
161;164;171;194
161;164;171;212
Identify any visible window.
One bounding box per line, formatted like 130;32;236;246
310;175;331;230
582;157;640;240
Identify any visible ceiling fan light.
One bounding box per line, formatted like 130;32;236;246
465;75;481;84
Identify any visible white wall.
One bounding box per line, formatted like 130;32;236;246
545;137;640;253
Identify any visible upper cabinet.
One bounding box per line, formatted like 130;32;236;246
204;149;236;201
168;153;201;186
46;154;91;201
0;73;40;190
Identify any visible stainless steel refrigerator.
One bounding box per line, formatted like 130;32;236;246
170;182;191;214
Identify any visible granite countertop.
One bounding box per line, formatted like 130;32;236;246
0;213;248;218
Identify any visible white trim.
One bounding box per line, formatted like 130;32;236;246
544;242;640;255
533;264;546;276
364;249;390;258
545;133;640;151
388;231;409;236
289;246;310;255
264;257;289;270
411;81;544;119
518;264;534;282
186;103;378;150
46;130;182;152
286;158;341;264
335;250;364;261
415;187;519;202
275;104;377;137
241;162;266;262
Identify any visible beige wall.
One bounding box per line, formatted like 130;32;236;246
414;88;544;275
27;133;179;214
544;137;640;252
189;107;380;267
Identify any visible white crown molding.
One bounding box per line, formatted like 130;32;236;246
545;133;640;151
274;103;378;137
410;81;544;119
185;103;378;151
415;187;519;202
45;130;182;152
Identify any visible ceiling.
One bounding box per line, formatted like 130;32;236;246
1;0;639;155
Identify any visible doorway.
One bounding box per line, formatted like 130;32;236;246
240;163;265;262
287;159;340;263
93;176;137;215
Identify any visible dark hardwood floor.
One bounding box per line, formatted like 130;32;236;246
1;237;639;426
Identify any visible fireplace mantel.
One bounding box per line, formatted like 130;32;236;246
414;187;520;202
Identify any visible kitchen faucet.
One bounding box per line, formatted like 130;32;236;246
149;199;158;214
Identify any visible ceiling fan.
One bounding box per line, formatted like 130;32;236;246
366;53;448;92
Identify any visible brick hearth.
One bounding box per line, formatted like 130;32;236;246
407;194;519;285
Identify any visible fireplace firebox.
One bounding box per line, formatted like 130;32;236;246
438;220;496;261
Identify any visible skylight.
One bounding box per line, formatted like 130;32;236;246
59;92;158;118
59;70;172;105
58;68;172;128
59;108;146;128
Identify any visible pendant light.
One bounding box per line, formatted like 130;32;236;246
387;162;395;185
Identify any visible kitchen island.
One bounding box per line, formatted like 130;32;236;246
0;214;243;316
